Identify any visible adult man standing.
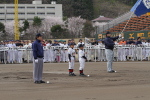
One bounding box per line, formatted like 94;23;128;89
32;33;45;84
104;32;122;73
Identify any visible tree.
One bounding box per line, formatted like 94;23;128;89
23;20;29;32
51;25;70;38
0;22;5;40
67;16;86;38
82;21;95;38
33;16;42;33
0;22;5;33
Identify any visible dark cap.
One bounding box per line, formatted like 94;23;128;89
106;31;111;35
137;37;141;40
36;33;42;37
70;43;75;46
78;44;84;48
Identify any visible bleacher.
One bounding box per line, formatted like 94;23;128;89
104;14;150;33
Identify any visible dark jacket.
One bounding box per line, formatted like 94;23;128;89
104;36;119;50
135;41;142;45
128;41;135;45
32;39;44;59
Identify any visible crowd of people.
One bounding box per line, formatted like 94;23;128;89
0;37;150;64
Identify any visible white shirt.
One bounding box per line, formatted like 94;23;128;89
7;43;13;48
68;48;75;57
79;49;85;59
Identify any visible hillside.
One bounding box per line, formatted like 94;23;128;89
0;0;137;20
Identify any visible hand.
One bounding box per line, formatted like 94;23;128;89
119;34;122;38
35;59;38;63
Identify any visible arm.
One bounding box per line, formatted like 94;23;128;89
68;54;71;61
32;43;38;59
82;56;87;60
111;36;119;41
68;48;71;61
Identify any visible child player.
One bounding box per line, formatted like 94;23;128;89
68;43;76;76
78;44;87;76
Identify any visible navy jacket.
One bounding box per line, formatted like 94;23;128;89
104;36;119;50
135;41;142;45
32;39;44;59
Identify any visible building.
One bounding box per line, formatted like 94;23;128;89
0;0;62;22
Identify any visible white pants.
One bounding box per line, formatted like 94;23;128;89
79;58;85;70
17;51;23;63
69;57;74;69
105;49;114;72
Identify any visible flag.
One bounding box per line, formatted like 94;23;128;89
131;0;150;16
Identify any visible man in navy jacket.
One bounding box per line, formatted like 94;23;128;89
135;37;142;45
104;32;122;73
32;33;45;84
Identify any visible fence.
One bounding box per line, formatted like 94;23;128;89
0;45;150;64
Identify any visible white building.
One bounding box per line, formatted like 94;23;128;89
0;0;62;22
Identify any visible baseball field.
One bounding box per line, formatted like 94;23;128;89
0;62;150;100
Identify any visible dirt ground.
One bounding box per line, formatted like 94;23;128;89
0;62;150;100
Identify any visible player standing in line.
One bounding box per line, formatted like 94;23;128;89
68;43;76;76
78;44;87;76
104;32;122;73
32;33;45;84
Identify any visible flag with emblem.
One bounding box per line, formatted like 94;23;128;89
131;0;150;16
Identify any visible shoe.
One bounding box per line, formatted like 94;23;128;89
69;73;76;76
79;73;86;77
34;81;41;84
108;70;117;73
40;80;46;83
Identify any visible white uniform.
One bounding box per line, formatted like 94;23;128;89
60;43;64;62
77;42;84;47
44;44;49;62
68;48;75;70
7;43;13;63
63;44;68;62
79;49;86;71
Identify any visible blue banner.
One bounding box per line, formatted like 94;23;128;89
131;0;150;16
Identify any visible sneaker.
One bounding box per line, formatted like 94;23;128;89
69;73;76;76
34;81;41;84
40;80;46;83
79;73;86;77
108;70;117;73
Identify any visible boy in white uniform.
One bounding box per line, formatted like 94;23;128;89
68;43;76;76
78;44;87;76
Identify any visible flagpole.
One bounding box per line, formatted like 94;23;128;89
120;0;142;36
121;12;135;33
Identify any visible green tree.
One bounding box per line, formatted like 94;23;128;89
0;22;5;33
82;21;95;38
33;16;42;32
51;25;70;38
23;20;29;32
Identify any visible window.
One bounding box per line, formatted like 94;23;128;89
27;19;33;21
37;7;45;9
47;7;55;9
18;7;25;9
18;13;25;15
27;7;35;9
0;19;4;21
7;13;14;15
19;19;24;20
27;13;35;15
37;13;45;15
7;7;14;9
47;13;55;15
0;7;4;9
7;19;13;21
0;13;4;15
